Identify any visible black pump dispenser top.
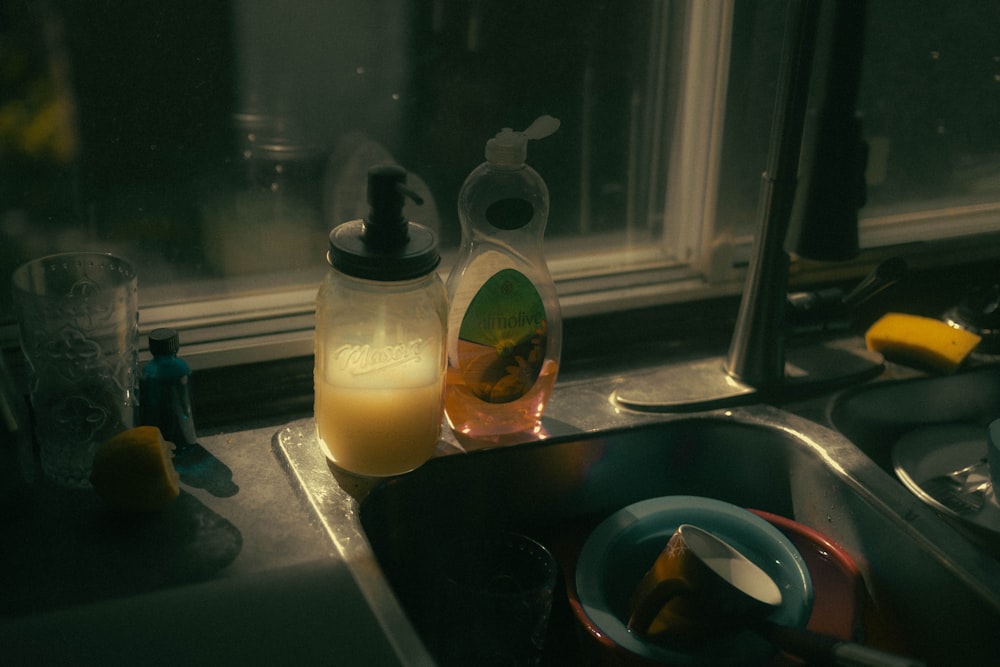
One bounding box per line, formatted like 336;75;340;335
328;164;440;281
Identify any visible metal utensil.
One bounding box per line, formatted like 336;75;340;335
921;458;990;515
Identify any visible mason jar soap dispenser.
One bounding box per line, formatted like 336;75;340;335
445;116;562;442
314;164;448;476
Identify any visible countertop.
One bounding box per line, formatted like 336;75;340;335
0;417;406;666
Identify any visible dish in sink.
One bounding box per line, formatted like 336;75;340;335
558;496;863;666
892;423;1000;536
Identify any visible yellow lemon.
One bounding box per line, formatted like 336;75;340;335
90;426;180;511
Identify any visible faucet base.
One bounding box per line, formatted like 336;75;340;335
611;357;757;413
611;339;883;412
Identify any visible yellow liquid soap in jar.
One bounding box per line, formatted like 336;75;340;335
314;165;447;476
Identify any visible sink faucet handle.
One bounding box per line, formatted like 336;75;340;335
841;257;908;308
944;282;1000;352
787;257;907;326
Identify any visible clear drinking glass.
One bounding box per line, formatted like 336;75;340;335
11;252;139;487
426;531;557;666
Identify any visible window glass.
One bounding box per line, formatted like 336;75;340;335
857;0;1000;245
862;2;999;208
1;0;679;324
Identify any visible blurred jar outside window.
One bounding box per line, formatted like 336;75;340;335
2;0;998;369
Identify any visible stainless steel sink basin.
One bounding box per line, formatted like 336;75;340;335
275;397;1000;665
826;364;1000;553
829;365;1000;473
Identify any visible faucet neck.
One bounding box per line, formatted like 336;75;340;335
723;0;820;388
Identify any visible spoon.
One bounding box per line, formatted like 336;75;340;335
921;457;990;515
627;524;926;666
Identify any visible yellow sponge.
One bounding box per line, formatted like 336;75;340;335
90;426;180;512
865;312;981;373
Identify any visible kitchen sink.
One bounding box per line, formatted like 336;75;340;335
826;364;1000;555
829;365;1000;473
275;399;1000;665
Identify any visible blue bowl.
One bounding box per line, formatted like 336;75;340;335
575;496;814;666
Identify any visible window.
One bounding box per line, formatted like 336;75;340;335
3;1;999;369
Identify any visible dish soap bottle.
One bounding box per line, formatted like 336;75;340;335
314;164;448;476
140;328;198;453
445;116;562;441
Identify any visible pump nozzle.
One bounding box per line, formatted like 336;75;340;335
486;115;560;166
328;164;440;281
364;164;424;249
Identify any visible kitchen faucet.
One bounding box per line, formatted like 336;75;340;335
614;0;884;412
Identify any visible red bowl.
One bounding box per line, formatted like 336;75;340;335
553;508;865;666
